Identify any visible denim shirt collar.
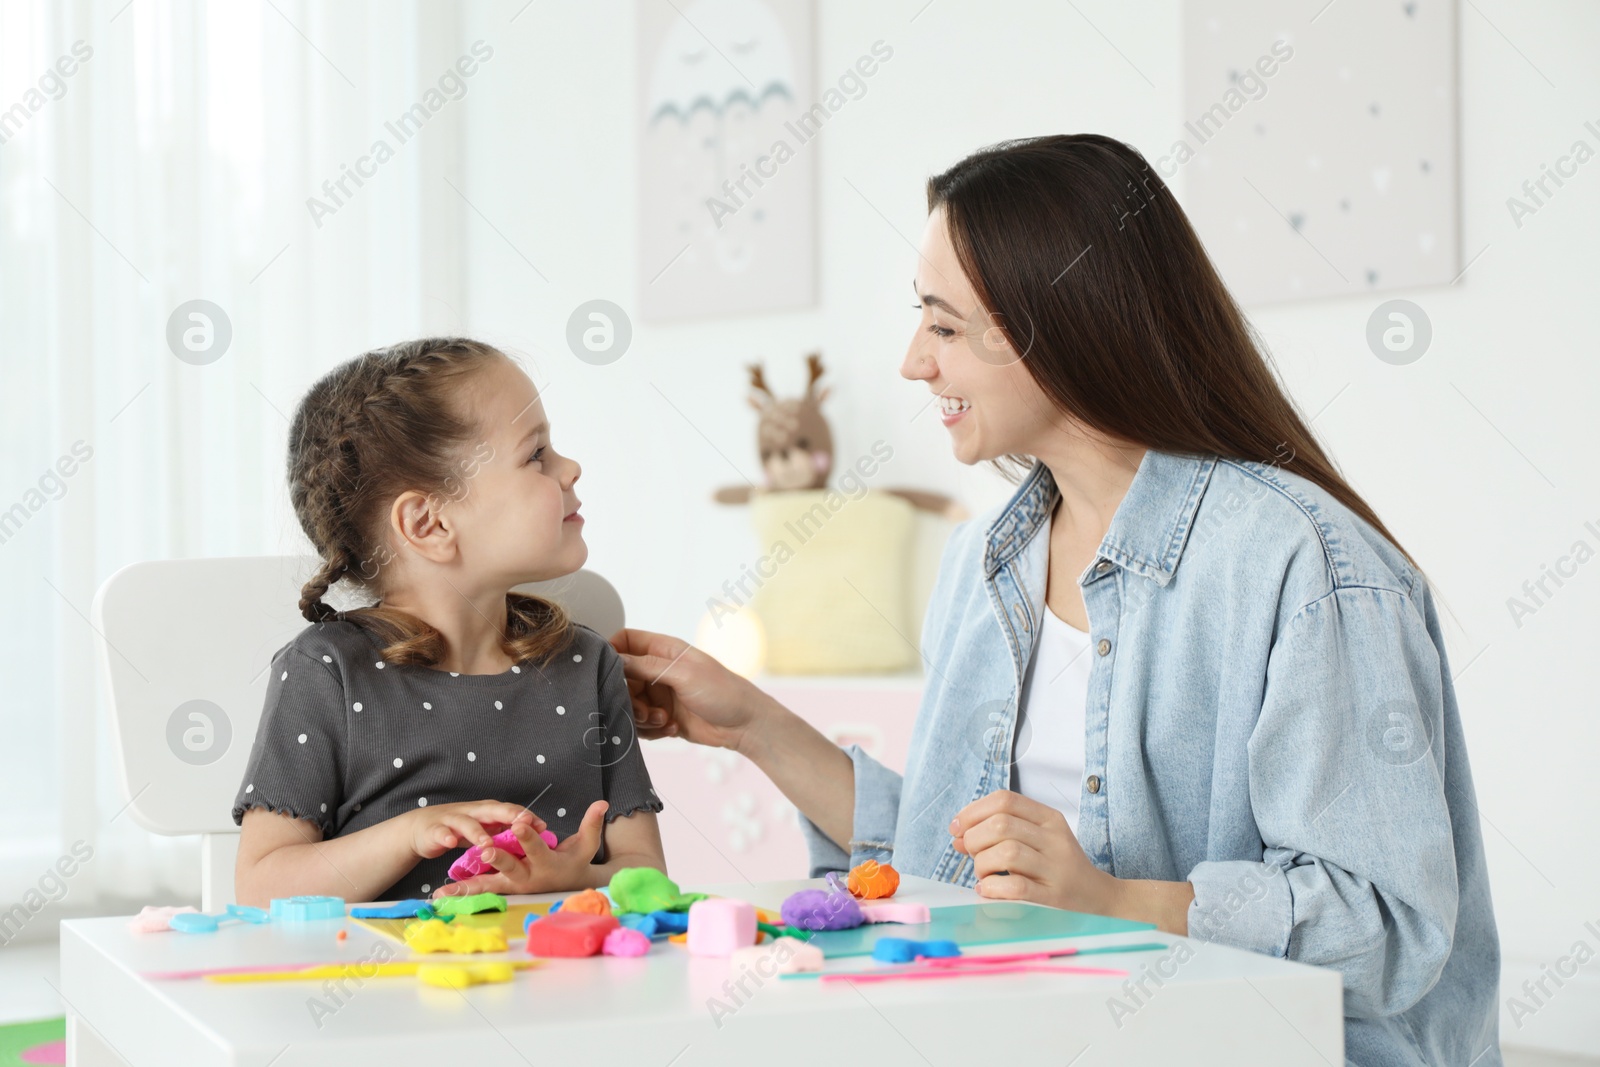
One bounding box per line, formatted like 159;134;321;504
982;449;1219;587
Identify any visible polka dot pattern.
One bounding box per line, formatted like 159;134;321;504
353;702;362;712
322;655;332;663
297;733;307;744
393;757;404;768
536;754;545;764
418;797;428;807
467;752;476;761
423;702;432;710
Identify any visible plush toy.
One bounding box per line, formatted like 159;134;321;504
714;353;966;520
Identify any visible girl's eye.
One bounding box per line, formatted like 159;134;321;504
527;446;546;465
927;324;956;339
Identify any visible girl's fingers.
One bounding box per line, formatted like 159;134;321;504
558;800;610;854
441;814;492;849
467;801;535;830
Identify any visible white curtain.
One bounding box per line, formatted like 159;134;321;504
0;0;466;904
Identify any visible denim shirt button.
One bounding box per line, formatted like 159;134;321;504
1095;560;1113;575
1097;638;1111;656
1086;774;1102;794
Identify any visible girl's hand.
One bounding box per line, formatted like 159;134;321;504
950;790;1120;915
609;628;767;752
405;800;545;861
432;800;610;898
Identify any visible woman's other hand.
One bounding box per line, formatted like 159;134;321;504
950;790;1116;913
609;627;768;752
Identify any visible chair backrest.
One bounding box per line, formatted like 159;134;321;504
91;556;625;838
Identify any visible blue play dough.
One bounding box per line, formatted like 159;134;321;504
871;938;962;964
648;909;689;935
350;899;431;919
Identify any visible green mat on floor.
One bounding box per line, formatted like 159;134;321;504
0;1017;63;1067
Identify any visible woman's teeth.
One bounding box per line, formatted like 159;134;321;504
939;396;971;415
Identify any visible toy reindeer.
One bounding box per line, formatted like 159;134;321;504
714;353;966;519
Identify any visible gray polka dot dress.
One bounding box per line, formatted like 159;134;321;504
231;619;663;902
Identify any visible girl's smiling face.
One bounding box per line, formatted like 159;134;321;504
448;357;587;585
900;206;1062;465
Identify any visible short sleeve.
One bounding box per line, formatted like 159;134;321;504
231;644;348;835
593;649;664;824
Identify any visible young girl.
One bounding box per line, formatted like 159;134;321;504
232;338;665;905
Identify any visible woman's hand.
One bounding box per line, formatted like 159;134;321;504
405;800;546;861
609;628;769;752
951;790;1195;934
951;790;1118;913
432;801;609;898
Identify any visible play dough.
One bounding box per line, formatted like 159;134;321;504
561;889;614;917
859;902;931;925
847;860;900;899
602;927;651;957
525;910;620;957
447;827;559;882
430;892;506;917
403;918;508;954
687;899;757;957
780;873;864;931
870;938;962;964
607;868;706;914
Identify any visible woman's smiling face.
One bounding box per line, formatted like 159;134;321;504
900;206;1061;465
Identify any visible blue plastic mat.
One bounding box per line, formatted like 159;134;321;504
796;902;1155;959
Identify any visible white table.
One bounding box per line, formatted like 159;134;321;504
60;875;1343;1066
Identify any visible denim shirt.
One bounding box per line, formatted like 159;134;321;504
799;449;1501;1065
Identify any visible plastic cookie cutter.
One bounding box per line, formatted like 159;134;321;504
168;903;272;933
269;896;347;922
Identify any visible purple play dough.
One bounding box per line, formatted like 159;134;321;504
780;873;864;931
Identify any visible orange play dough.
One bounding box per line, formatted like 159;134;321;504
847;860;900;899
562;889;615;917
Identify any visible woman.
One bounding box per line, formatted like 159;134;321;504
612;135;1500;1064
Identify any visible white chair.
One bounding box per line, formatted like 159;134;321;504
90;555;625;911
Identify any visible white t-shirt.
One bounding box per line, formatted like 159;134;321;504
1012;603;1092;833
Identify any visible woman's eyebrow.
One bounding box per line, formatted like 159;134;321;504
912;278;962;316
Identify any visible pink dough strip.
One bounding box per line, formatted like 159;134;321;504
821;963;1127;985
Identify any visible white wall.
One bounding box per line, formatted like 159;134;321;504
456;1;1599;1051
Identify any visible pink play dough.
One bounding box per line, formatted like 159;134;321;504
447;827;558;881
601;926;651;957
687;898;757;957
859;901;932;925
127;905;199;933
19;1039;65;1064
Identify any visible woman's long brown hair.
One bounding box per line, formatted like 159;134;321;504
287;337;573;667
929;134;1419;572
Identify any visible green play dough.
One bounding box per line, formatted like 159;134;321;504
608;867;707;914
430;892;507;917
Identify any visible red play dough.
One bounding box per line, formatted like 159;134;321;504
525;910;621;957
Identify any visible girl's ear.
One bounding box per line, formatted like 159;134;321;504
392;489;455;562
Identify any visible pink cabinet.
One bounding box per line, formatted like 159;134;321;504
641;675;923;884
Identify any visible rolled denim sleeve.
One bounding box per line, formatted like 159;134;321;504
797;743;903;878
1185;584;1459;1018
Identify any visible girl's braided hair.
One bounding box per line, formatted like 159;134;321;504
287;337;572;668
